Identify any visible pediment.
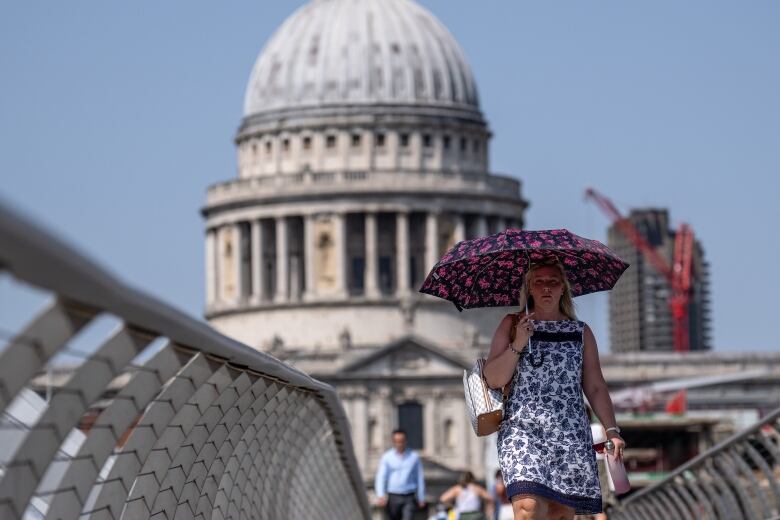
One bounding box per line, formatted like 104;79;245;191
338;335;470;378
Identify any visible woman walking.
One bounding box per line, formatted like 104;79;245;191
482;259;625;520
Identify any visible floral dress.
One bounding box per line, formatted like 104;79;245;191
497;319;602;515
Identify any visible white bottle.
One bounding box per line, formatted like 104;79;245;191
604;440;631;494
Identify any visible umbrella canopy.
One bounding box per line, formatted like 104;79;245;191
419;228;629;311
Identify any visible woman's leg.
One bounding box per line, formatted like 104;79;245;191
545;500;575;520
511;494;548;520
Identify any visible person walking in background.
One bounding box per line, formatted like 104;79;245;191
439;471;493;520
375;429;426;520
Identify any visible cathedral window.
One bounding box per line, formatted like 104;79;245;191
351;133;362;148
443;135;451;150
326;134;337;149
302;136;312;151
422;134;432;148
375;132;386;149
399;133;410;148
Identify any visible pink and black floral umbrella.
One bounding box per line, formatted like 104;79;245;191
419;228;629;311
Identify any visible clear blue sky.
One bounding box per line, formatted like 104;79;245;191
2;1;778;352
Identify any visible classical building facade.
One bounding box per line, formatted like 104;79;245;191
608;208;712;353
202;0;528;497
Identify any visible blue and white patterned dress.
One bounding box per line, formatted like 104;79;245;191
497;319;602;515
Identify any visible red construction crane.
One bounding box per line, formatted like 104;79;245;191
584;188;695;352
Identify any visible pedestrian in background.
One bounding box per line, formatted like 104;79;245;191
375;429;427;520
439;471;493;520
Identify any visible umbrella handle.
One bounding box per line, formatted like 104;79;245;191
524;251;532;356
525;299;531;355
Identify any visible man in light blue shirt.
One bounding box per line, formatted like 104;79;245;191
374;429;426;520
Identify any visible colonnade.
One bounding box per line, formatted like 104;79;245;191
206;211;520;306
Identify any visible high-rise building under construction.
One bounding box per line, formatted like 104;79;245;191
608;209;712;352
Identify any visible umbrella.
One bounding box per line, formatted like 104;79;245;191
419;228;629;311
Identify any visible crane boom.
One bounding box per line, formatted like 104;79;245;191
585;188;695;351
584;188;674;283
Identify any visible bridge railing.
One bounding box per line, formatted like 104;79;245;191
610;405;780;520
0;201;371;520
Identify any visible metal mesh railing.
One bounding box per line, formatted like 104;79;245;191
610;406;780;520
0;201;370;520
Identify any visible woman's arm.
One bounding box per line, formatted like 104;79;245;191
581;325;618;430
483;313;532;389
475;484;494;503
582;324;627;461
439;485;460;505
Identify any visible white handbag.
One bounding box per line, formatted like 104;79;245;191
463;358;509;436
463;314;518;436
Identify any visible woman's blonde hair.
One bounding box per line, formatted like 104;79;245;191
518;258;577;319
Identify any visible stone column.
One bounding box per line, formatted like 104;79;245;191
423;393;436;457
274;135;282;174
454;213;466;243
251;220;263;302
274;216;288;302
434;390;444;454
369;131;377;171
414;132;424;171
497;217;509;233
365;212;379;298
425;211;439;270
205;229;216;305
396;211;409;296
215;226;225;303
353;393;369;473
303;213;316;301
233;224;243;302
475;215;488;238
376;388;394;456
389;132;399;171
460;400;471;470
333;212;348;297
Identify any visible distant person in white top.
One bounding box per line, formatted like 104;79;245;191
440;471;493;520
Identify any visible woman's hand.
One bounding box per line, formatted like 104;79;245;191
511;312;535;351
607;432;626;461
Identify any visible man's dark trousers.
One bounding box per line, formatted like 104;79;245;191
385;492;416;520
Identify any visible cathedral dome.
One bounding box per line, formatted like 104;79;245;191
243;0;481;118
